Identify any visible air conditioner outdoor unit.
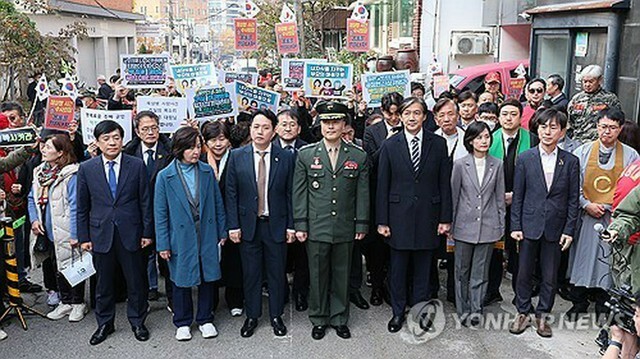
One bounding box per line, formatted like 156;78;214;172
451;32;492;55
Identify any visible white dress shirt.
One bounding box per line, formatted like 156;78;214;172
539;145;558;190
254;144;271;216
404;129;423;158
141;142;158;164
103;153;122;183
474;156;486;186
435;127;467;161
502;133;517;153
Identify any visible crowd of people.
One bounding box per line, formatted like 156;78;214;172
0;63;639;357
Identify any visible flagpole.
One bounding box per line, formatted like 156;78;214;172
26;98;38;126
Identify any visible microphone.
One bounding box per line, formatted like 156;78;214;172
594;223;611;239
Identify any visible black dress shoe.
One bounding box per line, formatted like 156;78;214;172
148;289;159;301
370;288;383;306
482;293;503;307
132;325;149;342
271;317;287;336
349;292;369;310
295;293;308;312
89;324;115;345
241;318;259;338
388;315;404;333
18;279;42;293
331;325;351;339
311;325;327;340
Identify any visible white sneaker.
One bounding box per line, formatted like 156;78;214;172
199;323;218;339
68;304;88;322
46;291;60;306
175;326;192;341
0;329;7;341
230;308;243;317
47;303;72;320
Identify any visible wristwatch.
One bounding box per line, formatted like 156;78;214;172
609;340;623;350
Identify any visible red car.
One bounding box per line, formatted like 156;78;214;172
449;59;530;96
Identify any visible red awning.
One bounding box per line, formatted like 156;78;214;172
525;0;629;15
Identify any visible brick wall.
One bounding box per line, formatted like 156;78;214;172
65;0;134;13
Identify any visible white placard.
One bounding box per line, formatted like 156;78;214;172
80;108;132;145
137;96;188;133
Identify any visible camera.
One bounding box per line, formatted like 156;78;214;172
606;284;637;334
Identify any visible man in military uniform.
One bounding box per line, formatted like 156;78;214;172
567;64;622;143
293;101;369;340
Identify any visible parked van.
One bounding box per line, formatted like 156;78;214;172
449;59;530;96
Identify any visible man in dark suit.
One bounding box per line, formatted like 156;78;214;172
377;97;453;332
509;109;580;338
273;109;309;311
78;120;153;345
359;92;404;308
226;109;295;338
485;99;539;306
123;110;173;304
546;74;569;114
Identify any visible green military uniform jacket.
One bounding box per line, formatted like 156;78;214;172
293;139;369;243
608;185;640;291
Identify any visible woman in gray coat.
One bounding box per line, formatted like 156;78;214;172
450;121;506;326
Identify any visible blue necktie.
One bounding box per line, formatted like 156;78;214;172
145;149;155;181
108;161;117;199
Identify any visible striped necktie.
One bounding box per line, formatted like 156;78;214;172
411;137;420;174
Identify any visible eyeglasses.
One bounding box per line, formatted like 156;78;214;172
528;88;544;94
139;126;159;133
598;124;621;132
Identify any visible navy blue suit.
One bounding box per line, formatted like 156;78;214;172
510;147;580;316
225;144;294;319
376;130;452;316
77;153;152;327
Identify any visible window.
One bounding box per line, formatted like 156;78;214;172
391;0;414;39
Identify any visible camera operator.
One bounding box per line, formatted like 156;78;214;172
601;292;640;358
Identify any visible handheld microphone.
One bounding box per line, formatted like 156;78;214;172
594;223;611;239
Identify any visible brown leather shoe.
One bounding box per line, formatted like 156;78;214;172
535;317;552;338
509;313;531;335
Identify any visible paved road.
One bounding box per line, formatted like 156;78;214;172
0;271;603;359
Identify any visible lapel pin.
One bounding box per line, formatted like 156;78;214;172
275;157;279;162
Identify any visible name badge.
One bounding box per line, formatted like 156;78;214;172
310;156;323;170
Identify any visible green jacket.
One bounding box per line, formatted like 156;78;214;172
293;140;369;243
0;146;33;173
608;185;640;291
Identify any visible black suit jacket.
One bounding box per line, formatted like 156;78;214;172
272;136;307;151
551;93;569;114
510;147;580;241
77;154;153;253
376;130;453;250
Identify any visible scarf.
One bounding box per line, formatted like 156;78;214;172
488;127;532;160
37;163;61;207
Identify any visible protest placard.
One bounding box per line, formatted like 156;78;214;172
281;59;326;91
361;70;411;108
303;62;353;99
234;18;258;51
275;22;300;55
433;75;450;98
44;96;75;131
508;78;526;100
191;85;239;121
346;19;369;52
235;81;280;114
0;127;38;147
80;108;132;145
218;71;258;86
137;96;188;133
171;63;217;94
120;54;170;89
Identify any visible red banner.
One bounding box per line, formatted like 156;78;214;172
45;96;75;131
346;19;370;52
275;22;300;55
234;18;258;51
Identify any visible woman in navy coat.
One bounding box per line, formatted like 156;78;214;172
155;126;227;341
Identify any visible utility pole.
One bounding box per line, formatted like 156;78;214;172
167;0;174;55
295;0;305;56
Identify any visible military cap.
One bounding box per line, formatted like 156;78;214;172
316;101;349;121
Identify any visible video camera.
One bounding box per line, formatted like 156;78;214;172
605;284;637;334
